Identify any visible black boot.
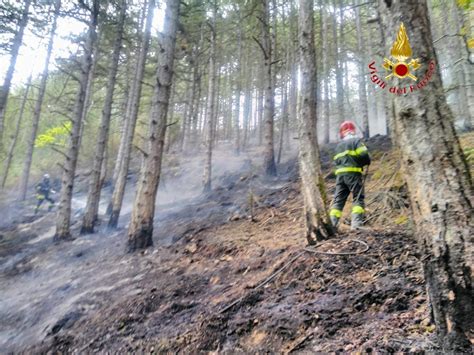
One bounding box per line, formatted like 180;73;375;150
351;213;364;230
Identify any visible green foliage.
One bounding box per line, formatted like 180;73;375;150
463;147;474;162
456;0;471;10
34;121;71;148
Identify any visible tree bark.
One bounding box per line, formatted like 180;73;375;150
127;0;180;252
0;0;31;150
182;43;200;153
18;0;59;200
55;0;99;241
355;0;369;138
261;0;277;176
332;0;345;128
81;0;126;234
1;75;32;188
202;1;217;192
298;0;335;245
233;4;243;155
321;3;330;144
378;0;473;351
449;0;473;130
108;0;155;229
242;46;252;150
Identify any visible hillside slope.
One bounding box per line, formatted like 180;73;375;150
1;133;473;353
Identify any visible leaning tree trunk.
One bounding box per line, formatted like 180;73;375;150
0;0;31;150
261;0;277;176
81;0;126;234
55;1;99;241
1;75;32;188
202;1;217;192
127;0;180;252
18;0;60;200
378;0;473;351
108;0;155;229
298;0;335;245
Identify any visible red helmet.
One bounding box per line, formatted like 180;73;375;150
339;121;356;139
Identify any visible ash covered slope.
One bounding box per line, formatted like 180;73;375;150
3;133;472;352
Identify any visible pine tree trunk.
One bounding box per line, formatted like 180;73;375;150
55;1;99;241
18;0;59;200
242;47;252;150
127;0;180;252
277;80;288;164
355;0;369;138
190;65;202;149
202;2;217;192
108;0;155;229
378;0;473;351
183;46;199;153
257;71;264;146
321;2;330;144
179;77;192;151
233;5;242;155
288;1;298;143
1;75;32;188
449;1;473;130
332;0;345;128
261;0;277;176
298;0;335;245
81;0;126;234
0;0;31;150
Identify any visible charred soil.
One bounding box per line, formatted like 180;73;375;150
2;134;467;353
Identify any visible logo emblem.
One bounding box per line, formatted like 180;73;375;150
383;23;420;81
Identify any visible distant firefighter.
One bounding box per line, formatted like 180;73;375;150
35;174;55;214
330;121;371;230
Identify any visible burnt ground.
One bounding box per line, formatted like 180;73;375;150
0;135;449;353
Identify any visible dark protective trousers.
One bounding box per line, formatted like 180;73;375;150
331;173;365;213
35;194;55;213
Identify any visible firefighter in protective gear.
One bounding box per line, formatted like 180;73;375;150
329;121;370;230
35;174;55;214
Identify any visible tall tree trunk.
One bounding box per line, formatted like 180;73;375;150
190;65;202;150
298;0;335;245
108;0;155;228
449;0;473;130
355;0;369;138
332;0;345;128
233;5;242;155
0;0;31;150
288;1;298;144
257;67;264;146
180;77;192;151
202;2;217;192
1;75;32;188
127;0;180;252
18;0;59;200
242;46;252;150
261;0;277;176
321;2;330;144
78;32;100;153
277;80;288;164
378;1;473;351
55;1;99;241
81;0;126;234
183;45;200;153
